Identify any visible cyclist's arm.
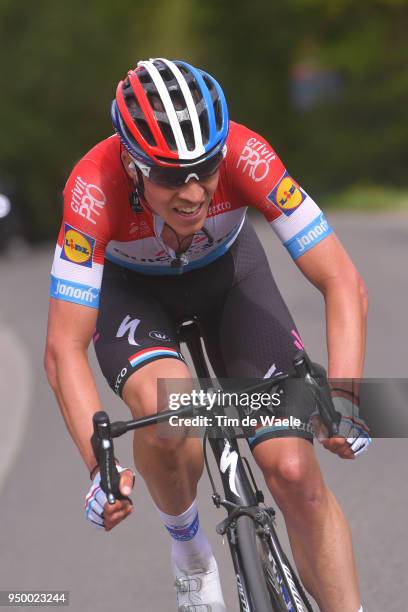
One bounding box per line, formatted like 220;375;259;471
294;232;368;380
44;298;101;472
225;123;368;378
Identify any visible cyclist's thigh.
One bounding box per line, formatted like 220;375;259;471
93;261;189;406
202;220;314;448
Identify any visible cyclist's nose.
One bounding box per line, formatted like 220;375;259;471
177;179;206;204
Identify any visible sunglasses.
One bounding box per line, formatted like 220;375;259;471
133;151;224;188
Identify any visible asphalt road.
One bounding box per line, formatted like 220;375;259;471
0;212;407;611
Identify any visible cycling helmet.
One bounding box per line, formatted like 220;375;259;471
111;58;229;167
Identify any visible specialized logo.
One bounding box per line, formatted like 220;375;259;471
236;137;277;183
264;363;277;379
268;172;306;216
61;224;95;267
70;176;107;225
116;315;141;346
220;440;240;498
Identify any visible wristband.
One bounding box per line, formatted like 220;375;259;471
331;387;360;406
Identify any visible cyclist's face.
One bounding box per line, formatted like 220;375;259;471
122;151;220;236
143;172;220;236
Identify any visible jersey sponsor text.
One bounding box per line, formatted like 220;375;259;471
71;176;107;225
50;276;99;308
236;137;276;183
285;214;332;259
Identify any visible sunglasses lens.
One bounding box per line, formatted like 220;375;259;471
148;153;223;187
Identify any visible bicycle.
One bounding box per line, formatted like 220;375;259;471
91;317;341;611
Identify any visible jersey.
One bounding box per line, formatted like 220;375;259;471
50;121;332;309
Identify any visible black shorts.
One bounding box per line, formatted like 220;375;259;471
94;218;314;449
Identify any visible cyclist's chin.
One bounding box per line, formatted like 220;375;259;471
170;202;208;233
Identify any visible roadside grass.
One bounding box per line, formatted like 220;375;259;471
323;185;408;211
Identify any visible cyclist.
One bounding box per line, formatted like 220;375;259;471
45;58;370;612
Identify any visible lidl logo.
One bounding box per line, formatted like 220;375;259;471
268;173;306;216
60;224;95;267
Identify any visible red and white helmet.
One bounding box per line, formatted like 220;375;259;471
111;58;229;168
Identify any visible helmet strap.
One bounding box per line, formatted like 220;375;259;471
129;166;146;213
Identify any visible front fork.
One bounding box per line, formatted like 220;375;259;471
207;433;309;612
207;433;273;611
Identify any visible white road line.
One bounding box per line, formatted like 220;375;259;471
0;318;32;493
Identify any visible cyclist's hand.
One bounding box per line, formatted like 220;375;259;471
312;396;372;459
85;466;135;530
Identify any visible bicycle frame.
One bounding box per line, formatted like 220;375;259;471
180;318;312;612
91;317;338;611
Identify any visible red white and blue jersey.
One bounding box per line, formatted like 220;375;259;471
50;121;332;309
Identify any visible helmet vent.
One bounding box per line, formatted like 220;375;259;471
148;91;165;113
203;75;215;92
180;120;195;151
214;98;222;131
188;81;202;104
135;118;156;146
178;64;189;75
159;121;177;151
138;70;152;84
199;111;209;145
161;67;174;82
127;96;140;120
170;89;186;112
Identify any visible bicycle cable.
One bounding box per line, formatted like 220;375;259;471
203;428;219;498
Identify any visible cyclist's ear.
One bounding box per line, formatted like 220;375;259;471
121;150;138;180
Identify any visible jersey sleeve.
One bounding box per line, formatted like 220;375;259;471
50;158;115;309
225;122;333;259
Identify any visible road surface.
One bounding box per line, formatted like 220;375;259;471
0;212;406;611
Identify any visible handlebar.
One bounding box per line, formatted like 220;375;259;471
90;412;131;505
293;351;341;436
91;350;341;503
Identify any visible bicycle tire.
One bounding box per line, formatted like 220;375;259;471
236;515;288;612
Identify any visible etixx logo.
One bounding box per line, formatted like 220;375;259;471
61;224;95;267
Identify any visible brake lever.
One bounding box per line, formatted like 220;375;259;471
292;351;341;437
91;411;131;505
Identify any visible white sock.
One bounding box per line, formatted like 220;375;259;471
156;499;213;571
357;607;363;612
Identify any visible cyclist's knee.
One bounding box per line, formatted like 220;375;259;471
275;454;307;486
253;438;327;512
123;358;194;454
